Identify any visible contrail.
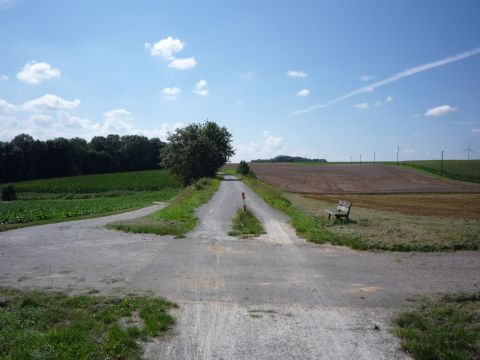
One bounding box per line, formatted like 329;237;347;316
291;47;480;116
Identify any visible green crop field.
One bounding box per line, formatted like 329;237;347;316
0;170;182;231
400;160;480;183
10;169;180;193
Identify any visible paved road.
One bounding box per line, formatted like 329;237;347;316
1;175;479;359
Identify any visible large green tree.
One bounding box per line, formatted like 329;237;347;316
161;121;235;185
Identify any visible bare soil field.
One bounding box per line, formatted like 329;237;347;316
305;193;480;220
250;163;480;194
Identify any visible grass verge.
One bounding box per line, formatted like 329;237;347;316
229;208;265;237
109;177;220;237
0;288;177;360
242;177;368;249
393;292;480;360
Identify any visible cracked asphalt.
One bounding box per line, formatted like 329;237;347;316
1;175;479;359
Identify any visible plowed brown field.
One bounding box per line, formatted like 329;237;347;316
250;163;480;194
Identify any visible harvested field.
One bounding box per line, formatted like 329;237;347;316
305;193;480;220
250;163;480;194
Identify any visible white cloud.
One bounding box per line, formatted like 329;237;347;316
0;98;17;112
288;70;307;78
236;100;243;106
413;132;421;136
0;0;16;9
403;147;416;154
385;96;394;102
1;75;8;80
354;102;369;109
233;131;284;161
194;79;208;96
17;61;61;84
241;71;255;80
162;87;181;100
425;105;457;117
359;74;375;82
167;57;197;70
372;101;382;107
297;89;309;97
472;128;480;133
23;94;80;111
293;46;480;116
145;37;184;60
1;107;184;142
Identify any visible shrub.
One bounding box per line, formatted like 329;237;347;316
1;184;17;201
236;161;250;175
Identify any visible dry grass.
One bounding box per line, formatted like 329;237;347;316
305;193;480;220
287;193;480;251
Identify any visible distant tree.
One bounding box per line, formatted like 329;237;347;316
236;161;250;175
161;121;235;185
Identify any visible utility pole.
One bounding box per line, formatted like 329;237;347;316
463;142;475;160
396;146;400;165
350;155;352;165
360;154;362;165
440;150;444;179
374;151;376;165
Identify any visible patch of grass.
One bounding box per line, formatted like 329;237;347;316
288;193;480;251
109;177;220;237
7;169;181;193
242;177;367;249
393;292;480;360
0;288;177;360
395;160;480;184
229;208;265;237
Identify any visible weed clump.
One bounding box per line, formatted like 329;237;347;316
1;184;17;201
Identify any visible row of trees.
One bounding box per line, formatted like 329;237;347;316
0;134;164;183
1;122;236;185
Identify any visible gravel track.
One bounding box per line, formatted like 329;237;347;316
1;175;479;359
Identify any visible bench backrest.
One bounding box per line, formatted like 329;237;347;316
336;200;352;214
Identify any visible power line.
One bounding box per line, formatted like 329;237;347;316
463;142;476;160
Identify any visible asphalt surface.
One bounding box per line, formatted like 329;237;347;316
1;175;479;359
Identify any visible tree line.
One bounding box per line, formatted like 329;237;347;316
0;134;164;183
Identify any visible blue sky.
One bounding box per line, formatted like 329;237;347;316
1;0;479;162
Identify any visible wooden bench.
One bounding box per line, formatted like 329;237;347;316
325;200;352;223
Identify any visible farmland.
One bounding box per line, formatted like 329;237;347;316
399;160;480;183
0;170;181;231
249;163;480;194
236;162;480;251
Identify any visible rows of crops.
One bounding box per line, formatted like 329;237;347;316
401;160;480;183
0;170;182;230
9;169;181;193
0;191;178;228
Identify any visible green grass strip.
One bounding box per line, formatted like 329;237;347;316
242;177;368;249
0;288;177;360
109;177;220;237
229;208;265;237
393;292;480;360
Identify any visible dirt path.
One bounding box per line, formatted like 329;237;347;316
1;176;479;359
